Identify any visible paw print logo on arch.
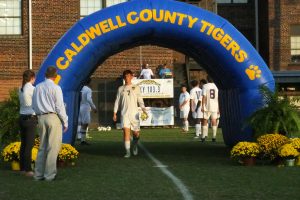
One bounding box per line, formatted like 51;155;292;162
245;65;262;80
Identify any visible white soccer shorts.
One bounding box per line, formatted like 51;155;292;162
121;113;140;131
192;110;203;119
180;110;189;119
203;111;218;120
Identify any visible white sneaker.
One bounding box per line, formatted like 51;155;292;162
132;143;138;156
124;151;131;158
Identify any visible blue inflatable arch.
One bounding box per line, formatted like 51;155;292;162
35;0;274;146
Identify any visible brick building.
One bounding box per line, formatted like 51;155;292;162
0;0;299;124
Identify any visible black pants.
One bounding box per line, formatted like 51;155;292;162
19;115;37;172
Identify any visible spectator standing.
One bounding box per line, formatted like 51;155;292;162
32;66;68;181
139;64;154;79
159;63;172;78
19;70;37;177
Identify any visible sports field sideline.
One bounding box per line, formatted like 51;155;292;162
1;128;299;200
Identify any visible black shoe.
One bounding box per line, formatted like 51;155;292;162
80;141;90;145
212;138;216;142
201;138;205;143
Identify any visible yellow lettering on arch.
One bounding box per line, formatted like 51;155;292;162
177;13;187;26
56;57;70;70
164;10;176;24
140;9;152;22
235;50;248;63
99;20;111;34
54;74;61;85
85;24;102;39
127;11;139;24
153;9;164;22
212;28;224;41
78;33;90;47
64;49;77;62
200;20;211;33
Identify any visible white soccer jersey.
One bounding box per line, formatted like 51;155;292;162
79;86;96;124
190;87;202;112
140;69;154;79
179;91;190;111
80;86;96;110
202;83;219;112
114;84;145;116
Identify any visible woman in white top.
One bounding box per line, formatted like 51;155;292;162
139;64;154;79
19;70;37;177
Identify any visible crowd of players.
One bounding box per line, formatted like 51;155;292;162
77;65;219;158
179;76;220;142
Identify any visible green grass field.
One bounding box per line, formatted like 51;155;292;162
1;128;300;200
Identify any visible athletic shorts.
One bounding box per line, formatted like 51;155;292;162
121;113;140;131
192;110;203;119
180;110;189;119
203;111;218;120
78;105;91;124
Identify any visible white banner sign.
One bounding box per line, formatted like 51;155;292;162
139;106;174;126
132;79;173;98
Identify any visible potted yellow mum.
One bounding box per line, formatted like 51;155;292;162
57;144;79;167
278;143;299;167
1;142;39;170
231;142;260;166
257;133;289;161
290;138;300;166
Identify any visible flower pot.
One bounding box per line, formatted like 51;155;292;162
57;160;67;168
285;159;295;167
296;157;300;166
243;157;256;166
11;161;20;171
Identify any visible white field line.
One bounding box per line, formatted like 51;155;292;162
139;143;194;200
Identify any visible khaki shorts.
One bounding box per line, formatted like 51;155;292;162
121;113;140;131
203;111;218;120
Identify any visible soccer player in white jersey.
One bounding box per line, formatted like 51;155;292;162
179;85;190;132
113;70;147;158
78;78;97;145
190;80;202;139
201;76;219;142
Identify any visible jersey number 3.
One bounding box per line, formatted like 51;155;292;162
210;89;215;99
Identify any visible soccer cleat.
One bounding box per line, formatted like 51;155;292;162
124;151;131;158
80;141;90;145
212;138;216;142
201;138;205;142
132;143;138;156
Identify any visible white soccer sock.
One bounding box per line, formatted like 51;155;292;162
212;126;217;139
125;141;130;151
77;125;82;139
195;124;201;136
81;132;86;142
202;125;208;138
184;120;189;131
